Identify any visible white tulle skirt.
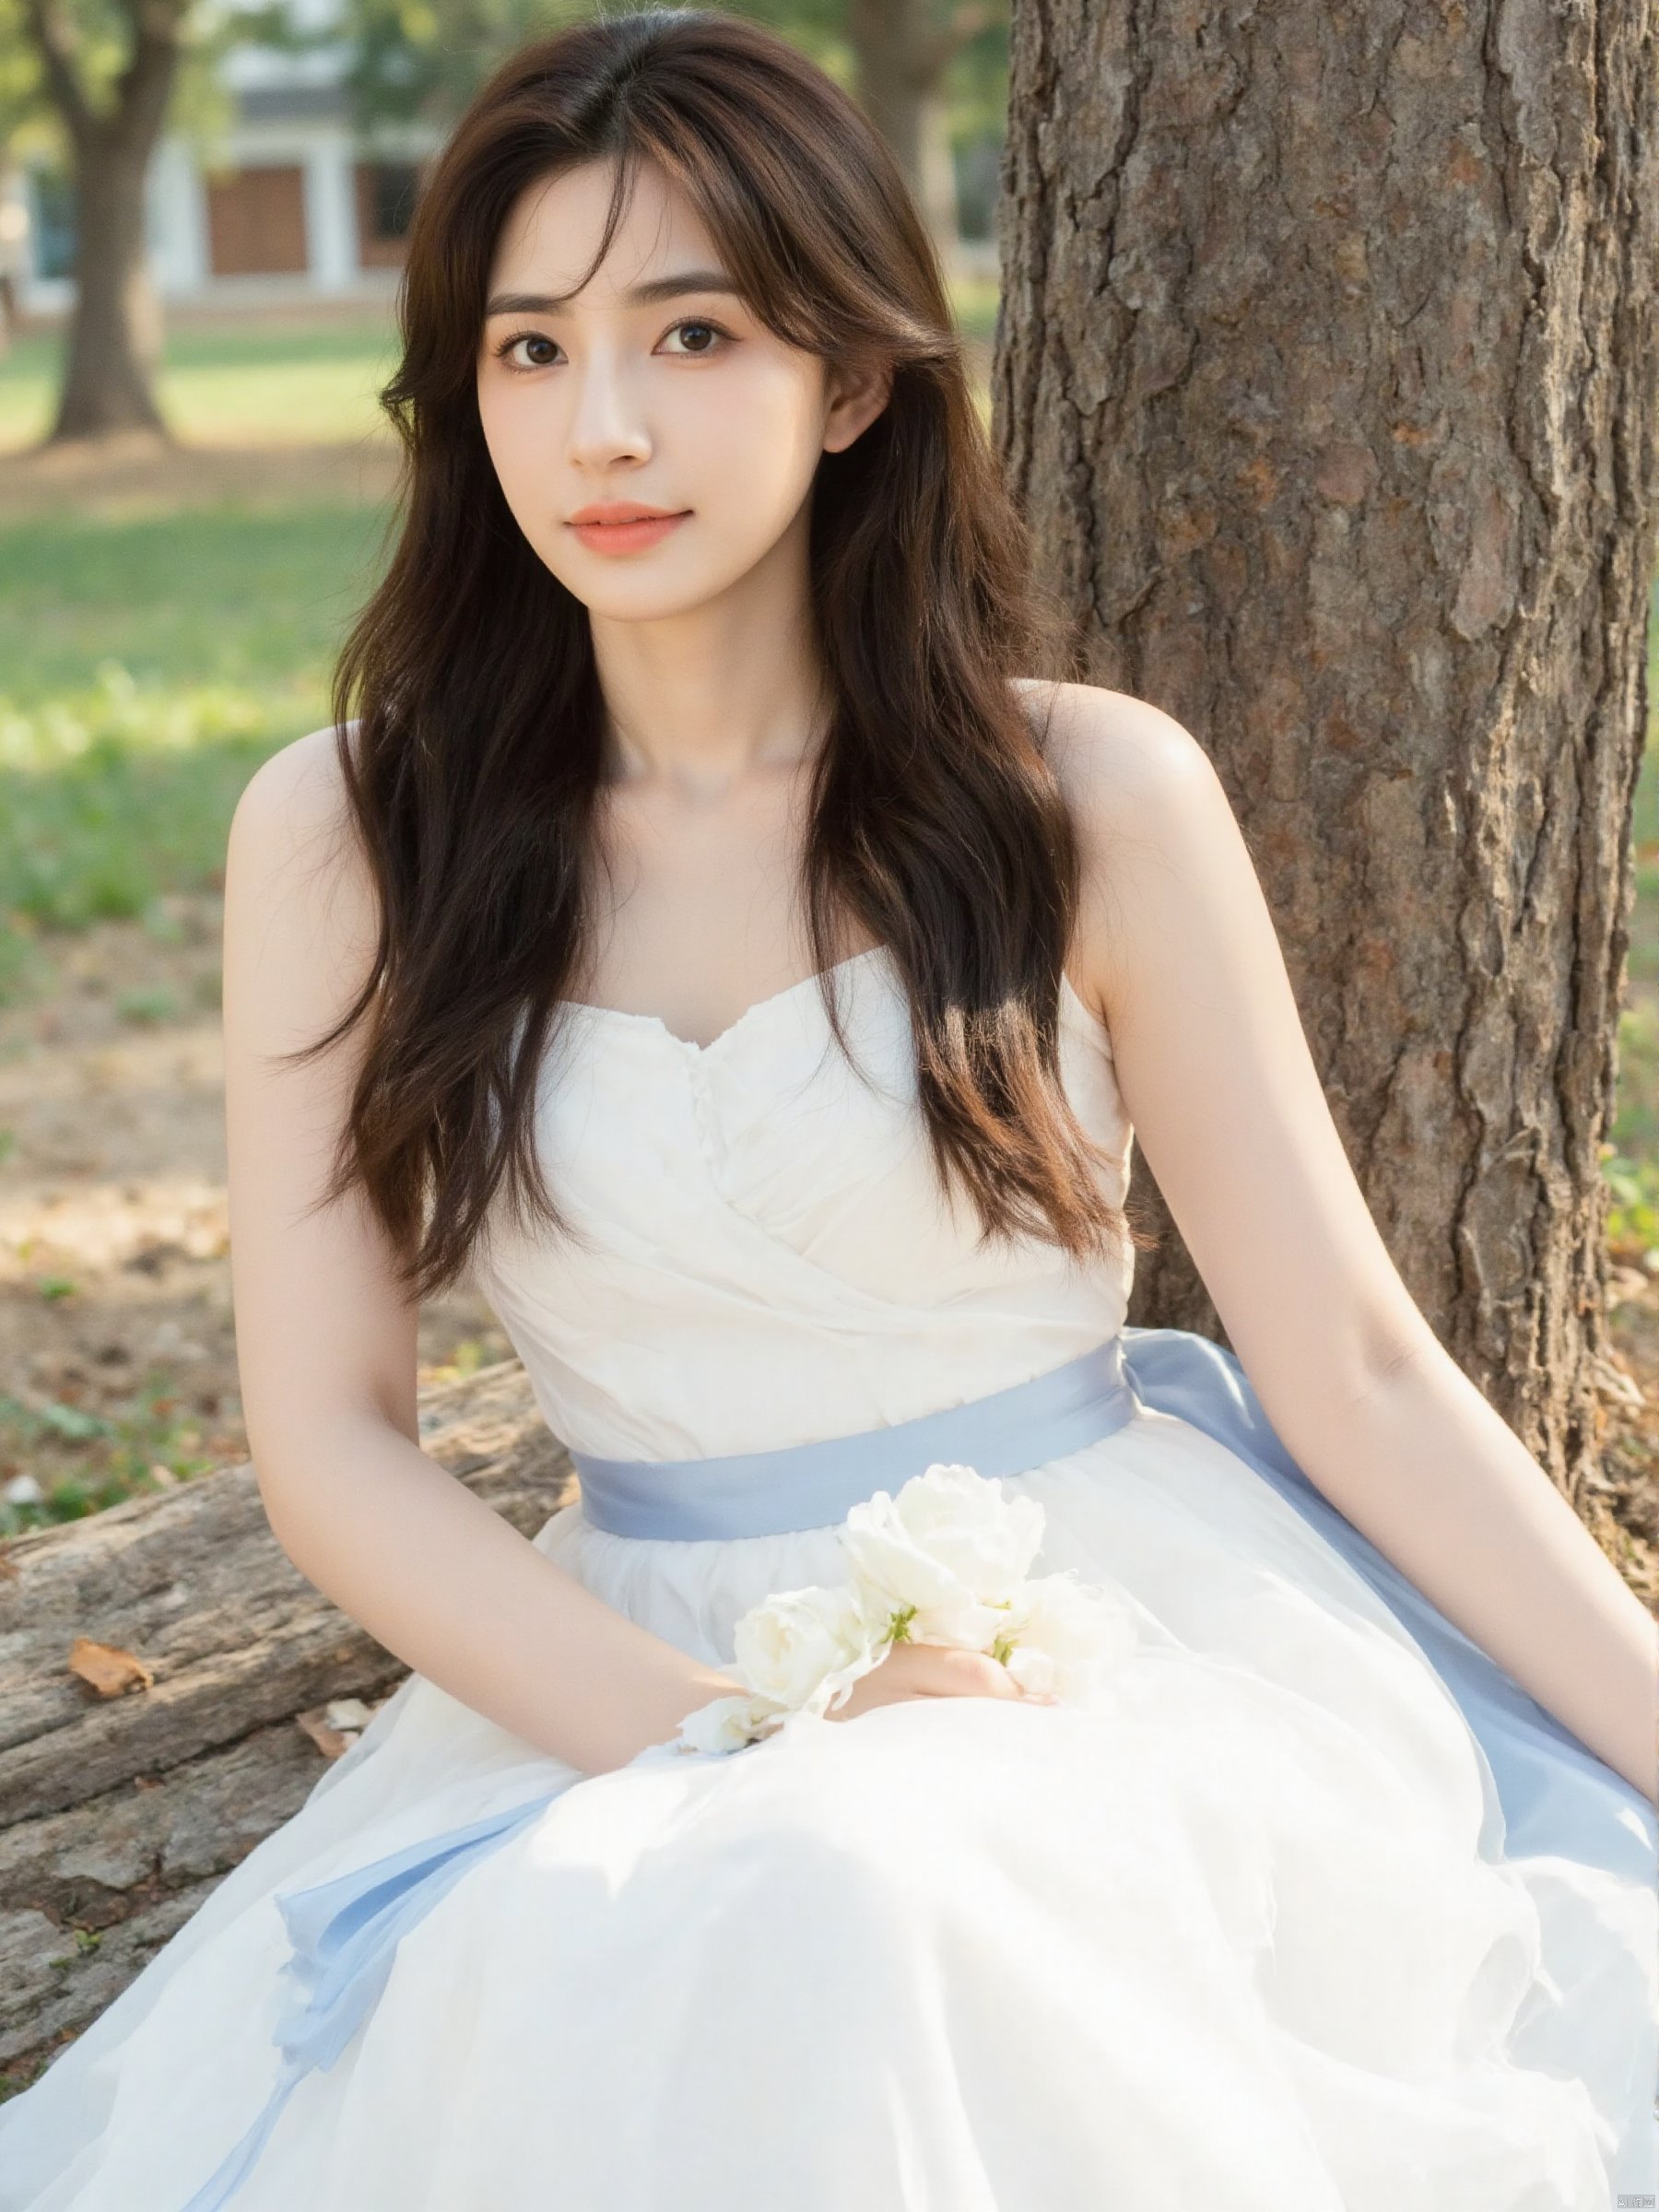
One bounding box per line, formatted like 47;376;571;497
2;1395;1654;2211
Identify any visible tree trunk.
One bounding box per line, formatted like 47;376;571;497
22;0;183;442
0;1360;577;2092
51;126;169;439
993;1;1659;1511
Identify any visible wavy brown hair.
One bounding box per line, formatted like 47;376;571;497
295;4;1159;1300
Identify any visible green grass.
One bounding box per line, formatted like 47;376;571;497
0;1374;229;1526
0;1342;245;1550
0;502;392;707
0;500;395;994
0;314;402;450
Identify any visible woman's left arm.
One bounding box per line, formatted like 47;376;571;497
1048;682;1658;1811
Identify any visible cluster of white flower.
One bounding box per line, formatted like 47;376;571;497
674;1461;1136;1755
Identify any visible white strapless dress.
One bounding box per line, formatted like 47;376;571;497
3;947;1654;2212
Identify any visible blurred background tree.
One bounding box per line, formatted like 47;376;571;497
6;0;306;434
328;0;1008;261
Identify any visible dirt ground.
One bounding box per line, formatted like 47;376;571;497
0;894;511;1517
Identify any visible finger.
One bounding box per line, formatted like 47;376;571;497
917;1645;1021;1698
903;1642;983;1688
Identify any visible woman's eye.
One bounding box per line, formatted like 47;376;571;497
500;333;559;371
660;317;729;357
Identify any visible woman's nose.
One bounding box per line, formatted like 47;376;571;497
565;354;652;469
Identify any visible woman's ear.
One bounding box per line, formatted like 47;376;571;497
822;356;894;453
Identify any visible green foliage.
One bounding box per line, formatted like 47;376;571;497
311;0;1007;198
1604;1145;1659;1261
0;0;288;171
0;0;48;148
342;0;589;133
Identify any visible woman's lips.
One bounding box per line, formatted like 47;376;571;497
569;512;690;555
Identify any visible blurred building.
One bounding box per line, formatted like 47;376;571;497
17;0;443;313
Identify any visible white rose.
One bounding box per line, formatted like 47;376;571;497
999;1571;1136;1700
732;1582;888;1716
1003;1644;1057;1697
839;1463;1046;1642
675;1688;788;1755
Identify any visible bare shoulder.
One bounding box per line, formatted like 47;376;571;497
230;720;362;862
224;720;379;1017
1009;677;1216;824
1007;678;1230;1016
228;722;372;915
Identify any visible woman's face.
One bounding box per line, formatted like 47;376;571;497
476;157;888;620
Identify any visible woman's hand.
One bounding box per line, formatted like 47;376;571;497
824;1639;1058;1721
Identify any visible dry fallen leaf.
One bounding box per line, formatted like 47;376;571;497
295;1704;359;1761
67;1637;155;1696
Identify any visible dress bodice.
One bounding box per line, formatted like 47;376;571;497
473;946;1136;1462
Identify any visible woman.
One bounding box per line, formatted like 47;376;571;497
3;11;1653;2207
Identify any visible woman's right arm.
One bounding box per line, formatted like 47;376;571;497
223;726;742;1777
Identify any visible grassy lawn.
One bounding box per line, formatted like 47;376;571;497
0;310;403;999
0;312;403;451
0;501;393;996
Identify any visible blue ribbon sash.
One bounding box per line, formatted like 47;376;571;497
568;1332;1140;1539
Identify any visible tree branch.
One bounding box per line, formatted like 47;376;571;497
19;0;98;145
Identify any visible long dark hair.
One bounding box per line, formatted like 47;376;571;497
296;5;1158;1300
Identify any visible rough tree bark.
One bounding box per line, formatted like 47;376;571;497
994;0;1659;1512
22;0;184;441
0;1361;576;2092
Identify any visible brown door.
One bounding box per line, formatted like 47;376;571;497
206;166;309;276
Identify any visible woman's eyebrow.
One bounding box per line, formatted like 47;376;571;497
484;270;740;317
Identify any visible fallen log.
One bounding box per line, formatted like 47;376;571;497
0;1358;575;2095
